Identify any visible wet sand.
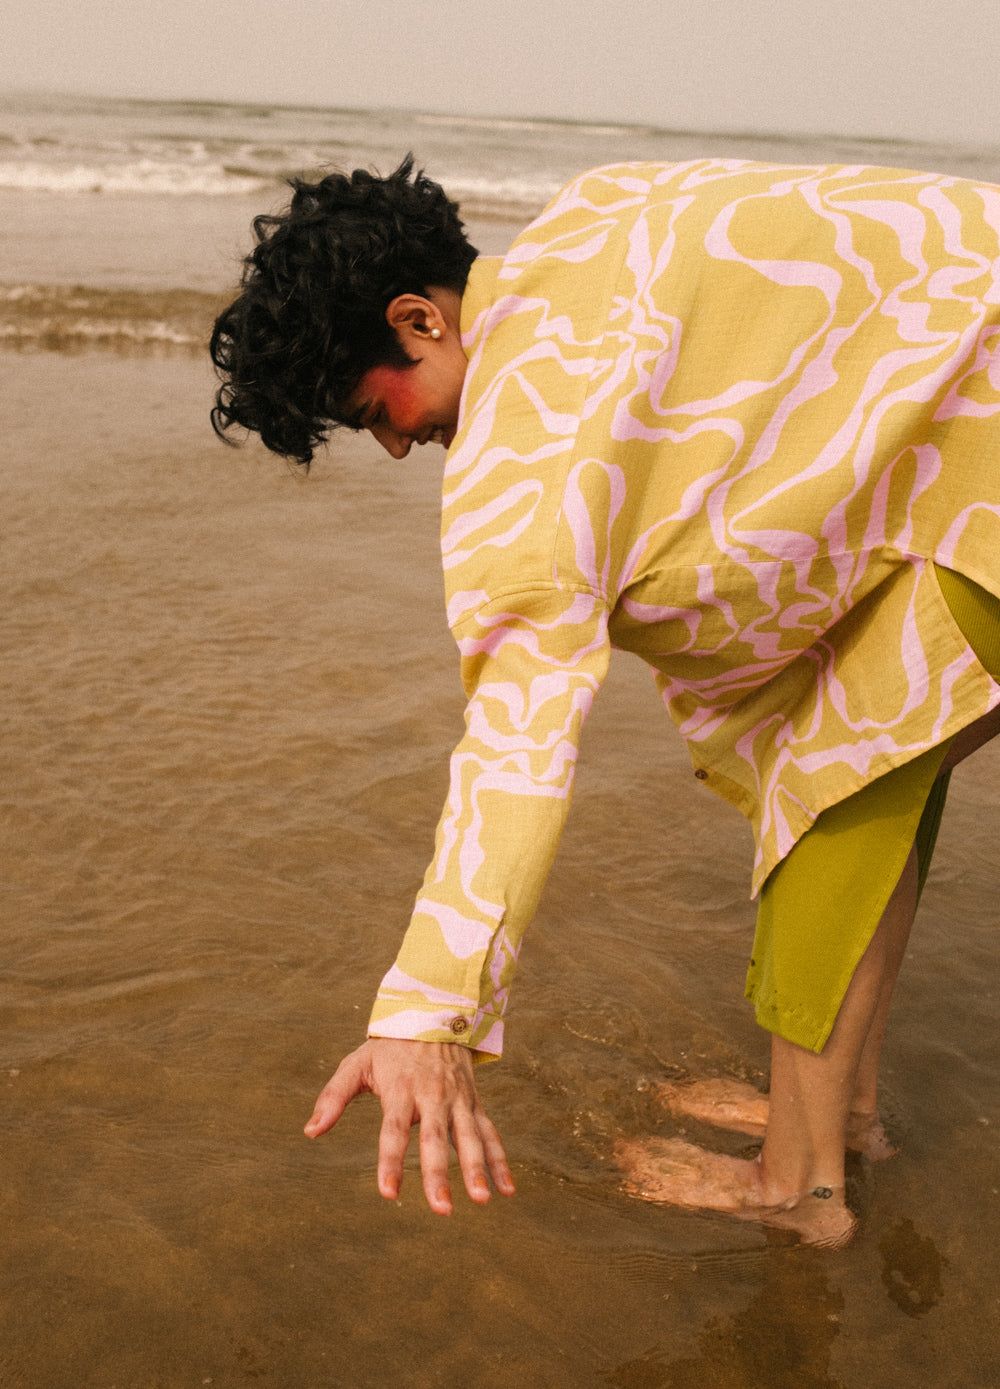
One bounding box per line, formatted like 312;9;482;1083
3;349;999;1387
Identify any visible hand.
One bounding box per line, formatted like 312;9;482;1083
304;1037;516;1215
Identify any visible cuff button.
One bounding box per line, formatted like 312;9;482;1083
449;1016;470;1035
694;768;709;780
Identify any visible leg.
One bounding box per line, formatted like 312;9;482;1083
760;702;998;1182
658;705;996;1159
757;844;917;1198
620;571;1000;1242
619;707;999;1240
655;845;920;1161
616;844;920;1245
848;846;918;1151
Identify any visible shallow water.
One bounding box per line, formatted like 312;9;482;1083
3;350;999;1387
4;89;1000;1387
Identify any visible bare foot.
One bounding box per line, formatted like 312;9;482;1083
614;1136;857;1248
654;1078;769;1137
655;1079;899;1161
845;1110;899;1161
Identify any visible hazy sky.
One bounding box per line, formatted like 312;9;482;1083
5;0;1000;144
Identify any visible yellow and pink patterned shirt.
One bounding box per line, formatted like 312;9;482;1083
368;160;1000;1060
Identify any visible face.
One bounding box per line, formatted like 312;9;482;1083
348;358;464;459
344;292;469;459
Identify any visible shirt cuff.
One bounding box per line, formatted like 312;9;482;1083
367;993;505;1063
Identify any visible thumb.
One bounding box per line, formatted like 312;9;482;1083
304;1047;368;1138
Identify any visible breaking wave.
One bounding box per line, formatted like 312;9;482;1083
0;283;223;353
0;159;271;197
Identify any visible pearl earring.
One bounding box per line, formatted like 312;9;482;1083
429;327;442;339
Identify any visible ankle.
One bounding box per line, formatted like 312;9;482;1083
753;1152;807;1209
755;1151;845;1210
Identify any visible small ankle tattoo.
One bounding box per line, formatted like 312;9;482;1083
810;1186;834;1200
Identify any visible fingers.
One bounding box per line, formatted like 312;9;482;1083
305;1039;515;1214
449;1108;492;1205
303;1048;366;1138
424;1103;517;1210
474;1108;517;1197
384;1093;515;1215
378;1101;416;1203
418;1113;456;1215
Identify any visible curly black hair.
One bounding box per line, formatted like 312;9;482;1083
209;155;477;466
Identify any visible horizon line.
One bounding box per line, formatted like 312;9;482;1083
2;83;996;157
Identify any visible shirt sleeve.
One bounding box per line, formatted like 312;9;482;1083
367;584;611;1062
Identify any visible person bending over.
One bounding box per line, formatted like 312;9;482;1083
211;156;1000;1246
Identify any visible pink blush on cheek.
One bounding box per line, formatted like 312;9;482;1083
363;366;424;431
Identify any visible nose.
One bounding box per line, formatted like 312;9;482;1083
369;424;411;459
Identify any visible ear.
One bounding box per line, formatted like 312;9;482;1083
384;293;446;343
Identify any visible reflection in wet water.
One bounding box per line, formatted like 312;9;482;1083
879;1219;946;1318
608;1252;843;1388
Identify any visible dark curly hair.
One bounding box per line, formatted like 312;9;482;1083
209;155;477;466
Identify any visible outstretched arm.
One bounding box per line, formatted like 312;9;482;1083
369;585;612;1055
306;585;611;1210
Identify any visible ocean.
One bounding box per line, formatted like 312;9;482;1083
3;89;1000;347
3;90;999;1388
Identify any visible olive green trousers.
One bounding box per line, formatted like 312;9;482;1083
746;565;1000;1052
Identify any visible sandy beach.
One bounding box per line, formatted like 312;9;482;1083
2;92;999;1386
